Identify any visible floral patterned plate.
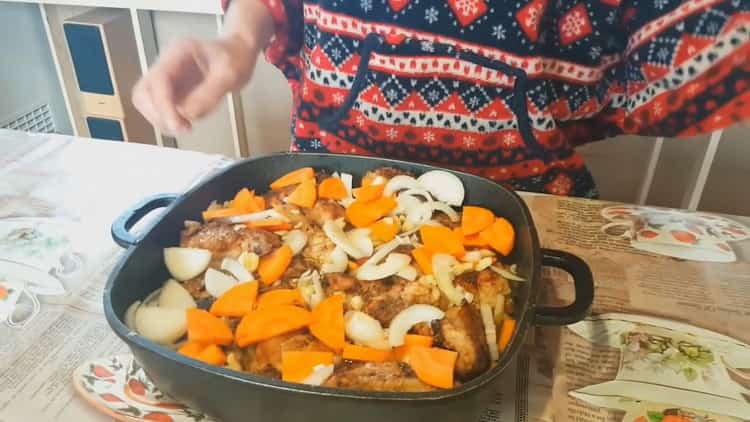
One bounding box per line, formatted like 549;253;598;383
72;354;214;422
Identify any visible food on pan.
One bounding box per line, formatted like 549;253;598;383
621;331;715;382
125;167;525;391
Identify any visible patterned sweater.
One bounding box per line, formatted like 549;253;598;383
225;0;750;197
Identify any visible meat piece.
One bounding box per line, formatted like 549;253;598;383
324;362;435;392
436;304;490;380
301;227;336;269
433;213;460;229
304;199;345;227
455;270;511;308
365;167;413;181
180;222;281;259
182;276;207;299
282;256;308;281
263;185;296;209
247;332;331;375
359;277;440;325
325;273;358;295
411;322;434;337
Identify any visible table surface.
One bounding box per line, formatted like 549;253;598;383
1;130;749;422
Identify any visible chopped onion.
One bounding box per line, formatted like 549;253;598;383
204;268;238;297
221;258;253;282
396;265;418;281
429;202;459;222
143;288;162;307
417;170;465;206
321;246;348;274
124;300;141;330
392;193;422;216
163;247;211;281
490;265;526;282
345;311;389;350
338;172;355;207
301;363;334;386
323;220;366;259
238;251;260;272
348;295;364;311
348;228;373;258
406;202;434;227
298;270;324;308
158;279;197;310
370;175;388;186
494;294;505;324
360;237;406;268
356;253;411;281
218;209;286;224
388;304;445;347
475;257;494;271
462;251;483;263
283;229;308;255
432;254;466;306
384;175;422;196
134;305;187;345
399;188;434;202
480;303;500;361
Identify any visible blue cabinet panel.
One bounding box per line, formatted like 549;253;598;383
63;23;115;95
87;117;124;141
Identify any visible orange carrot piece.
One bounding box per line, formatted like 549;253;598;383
346;196;397;228
177;341;206;360
461;206;495;235
236;305;312;346
246;219;292;229
369;218;400;242
411;247;434;275
251;196;266;211
231;188;254;212
404;334;434;347
186;309;234;346
287;178;317;208
455;227;490;247
347;260;360;272
281;351;334;383
497;319;516;353
420;226;465;256
202;207;246;221
661;417;693;422
318;177;348;200
361;174;377;187
405;347;457;389
353;184;385;203
210;282;259;317
480;217;515;256
343;344;393;362
270;167;315;190
0;286;7;300
258;245;294;285
309;294;345;351
198;344;227;366
257;288;305;309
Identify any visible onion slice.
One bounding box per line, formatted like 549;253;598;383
396;265;418;282
124;300;141;330
345;311;389;350
360;237;406;268
321;246;348;274
221;258;253;282
158;279;197;310
218;209;286;224
323;220;366;259
204;268;238;298
134;306;187;345
480;303;500;361
298;270;325;309
388;304;445;347
283;229;308;255
357;253;411;281
301;363;335;386
391;193;422;216
490;265;526;282
433;254;467;306
348;228;373;258
417;170;465;206
399;188;433;202
384;175;422;196
163;247;211;281
494;294;506;324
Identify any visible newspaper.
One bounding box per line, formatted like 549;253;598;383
0;130;229;422
1;131;749;422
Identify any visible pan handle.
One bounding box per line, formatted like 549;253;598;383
111;193;179;248
534;249;594;326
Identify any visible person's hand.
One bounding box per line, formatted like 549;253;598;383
133;36;260;135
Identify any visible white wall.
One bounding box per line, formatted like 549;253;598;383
0;3;72;134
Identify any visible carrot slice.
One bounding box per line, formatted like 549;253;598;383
281;351;334;383
258;245;294;285
231;188;254;212
404;334;434;347
346;196;397;228
461;206;495;235
210;281;258;317
361;174;377;187
257;288;305;309
411;247;434;275
202;207;246;221
318;177;347;200
252;196;266;211
198;344;227;366
405;347;457;389
497;318;516;353
270;167;315;190
353;184;385;203
343;344;393;362
309;294;345;351
369;218;400;242
186;309;234;346
287;178;317;208
479;217;515;256
455;227;491;247
420;226;465;256
236;305;312;346
347;260;360;272
177;341;205;360
246;219;292;231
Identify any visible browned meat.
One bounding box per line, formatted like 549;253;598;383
325;273;358;295
436;304;490;380
263;185;296;209
247;332;331;375
411;322;434;337
282;256;308;281
182;276;207;298
180;221;281;258
365;167;413;181
304;199;345;227
433;213;461;229
324;362;435;392
393;244;415;256
301;227;336;269
359;277;440;325
455;270;511;308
